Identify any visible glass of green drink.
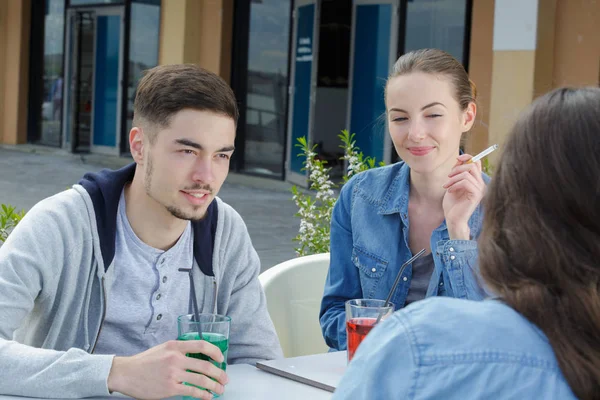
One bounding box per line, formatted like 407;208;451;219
177;313;231;399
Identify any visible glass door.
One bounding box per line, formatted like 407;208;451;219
63;6;124;155
236;0;293;179
346;0;399;164
64;10;94;152
285;0;320;186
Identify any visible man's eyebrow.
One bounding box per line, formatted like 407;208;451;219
174;139;235;153
174;138;202;149
217;145;235;152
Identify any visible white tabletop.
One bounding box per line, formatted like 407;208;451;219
221;364;332;399
0;363;333;400
256;350;347;392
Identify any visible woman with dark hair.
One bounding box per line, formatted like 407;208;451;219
332;87;600;399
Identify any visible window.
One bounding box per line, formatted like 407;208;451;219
403;0;469;64
123;0;161;152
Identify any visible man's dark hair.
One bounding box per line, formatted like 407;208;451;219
133;64;239;143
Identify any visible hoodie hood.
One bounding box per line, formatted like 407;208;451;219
78;163;216;276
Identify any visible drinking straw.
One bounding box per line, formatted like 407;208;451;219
178;267;203;339
374;248;427;325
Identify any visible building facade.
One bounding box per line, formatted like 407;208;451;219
0;0;598;182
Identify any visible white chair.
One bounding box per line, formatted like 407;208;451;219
259;253;331;358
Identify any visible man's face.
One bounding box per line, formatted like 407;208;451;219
136;109;235;221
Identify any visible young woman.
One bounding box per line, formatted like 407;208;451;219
333;87;600;399
320;49;489;350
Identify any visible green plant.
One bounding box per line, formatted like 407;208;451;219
481;157;494;176
338;130;386;182
291;130;383;256
0;204;26;244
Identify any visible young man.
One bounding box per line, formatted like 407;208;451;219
0;64;283;399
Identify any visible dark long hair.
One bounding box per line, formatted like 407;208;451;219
479;87;600;399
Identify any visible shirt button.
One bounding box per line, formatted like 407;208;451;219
162;276;167;283
439;282;444;286
156;294;161;300
371;268;376;273
450;255;456;260
156;314;162;321
449;247;455;252
402;277;408;282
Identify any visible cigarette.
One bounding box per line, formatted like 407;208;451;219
466;144;498;164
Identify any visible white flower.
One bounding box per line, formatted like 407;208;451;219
293;135;384;256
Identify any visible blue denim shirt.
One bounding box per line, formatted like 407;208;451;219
320;162;489;350
333;298;576;399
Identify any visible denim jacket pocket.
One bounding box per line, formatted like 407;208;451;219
352;247;388;299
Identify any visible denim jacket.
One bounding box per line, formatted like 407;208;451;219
320;162;489;350
332;298;576;399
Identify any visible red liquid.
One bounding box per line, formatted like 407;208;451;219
346;317;376;361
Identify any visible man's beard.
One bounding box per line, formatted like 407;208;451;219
144;156;212;222
165;204;205;222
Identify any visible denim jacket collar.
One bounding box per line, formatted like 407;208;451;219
377;162;485;239
378;162;410;217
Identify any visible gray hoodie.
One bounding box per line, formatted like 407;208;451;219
0;164;283;398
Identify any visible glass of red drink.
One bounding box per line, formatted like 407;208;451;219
345;299;394;362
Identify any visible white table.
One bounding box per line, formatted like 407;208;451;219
221;363;333;399
0;357;338;400
256;350;347;392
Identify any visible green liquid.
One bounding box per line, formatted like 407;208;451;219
178;332;229;399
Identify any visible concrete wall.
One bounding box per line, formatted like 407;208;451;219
552;0;600;87
0;0;6;144
159;0;233;83
533;0;557;97
465;0;495;154
485;0;599;165
0;0;30;145
487;0;539;162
